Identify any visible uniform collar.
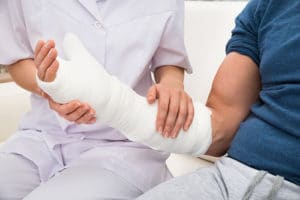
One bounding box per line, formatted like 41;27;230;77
77;0;102;21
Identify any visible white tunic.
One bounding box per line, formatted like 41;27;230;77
0;0;191;192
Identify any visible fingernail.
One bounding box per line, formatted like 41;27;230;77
184;125;188;131
150;96;155;101
171;132;176;138
158;127;163;133
45;41;50;48
89;112;95;117
48;49;54;58
164;131;169;137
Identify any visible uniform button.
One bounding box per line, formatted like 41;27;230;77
94;21;103;29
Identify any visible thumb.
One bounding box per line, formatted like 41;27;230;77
63;33;89;60
147;85;157;104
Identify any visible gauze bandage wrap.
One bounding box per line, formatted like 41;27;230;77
37;33;212;156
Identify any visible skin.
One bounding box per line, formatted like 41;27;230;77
8;39;194;134
205;52;261;156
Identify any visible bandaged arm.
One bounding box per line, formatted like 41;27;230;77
37;34;259;157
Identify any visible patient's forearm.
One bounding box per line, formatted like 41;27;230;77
7;59;43;96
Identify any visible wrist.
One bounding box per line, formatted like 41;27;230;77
154;65;184;88
158;77;184;89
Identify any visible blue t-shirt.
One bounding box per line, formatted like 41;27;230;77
226;0;300;185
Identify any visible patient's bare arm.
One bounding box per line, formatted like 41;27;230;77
205;52;261;157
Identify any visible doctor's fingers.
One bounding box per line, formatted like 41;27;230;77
147;85;157;104
34;40;55;70
162;91;181;138
171;94;189;138
49;99;96;124
37;47;57;81
183;97;194;131
75;108;97;124
63;104;92;122
42;51;59;82
35;40;44;58
48;99;81;116
156;91;170;135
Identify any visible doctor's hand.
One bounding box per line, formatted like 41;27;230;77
147;79;194;139
34;39;96;124
47;95;96;124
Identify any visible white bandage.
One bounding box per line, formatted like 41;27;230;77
37;33;212;156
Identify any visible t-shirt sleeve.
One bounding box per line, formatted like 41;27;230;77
151;0;192;74
0;0;33;65
226;0;264;65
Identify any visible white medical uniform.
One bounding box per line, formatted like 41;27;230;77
0;0;191;198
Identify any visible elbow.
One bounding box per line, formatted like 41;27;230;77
205;131;231;157
203;104;241;157
205;115;237;157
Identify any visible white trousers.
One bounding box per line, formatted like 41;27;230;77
0;153;142;200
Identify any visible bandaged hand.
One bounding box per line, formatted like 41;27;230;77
34;39;96;124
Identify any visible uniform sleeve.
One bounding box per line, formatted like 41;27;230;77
226;0;265;65
151;0;192;74
0;0;33;65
